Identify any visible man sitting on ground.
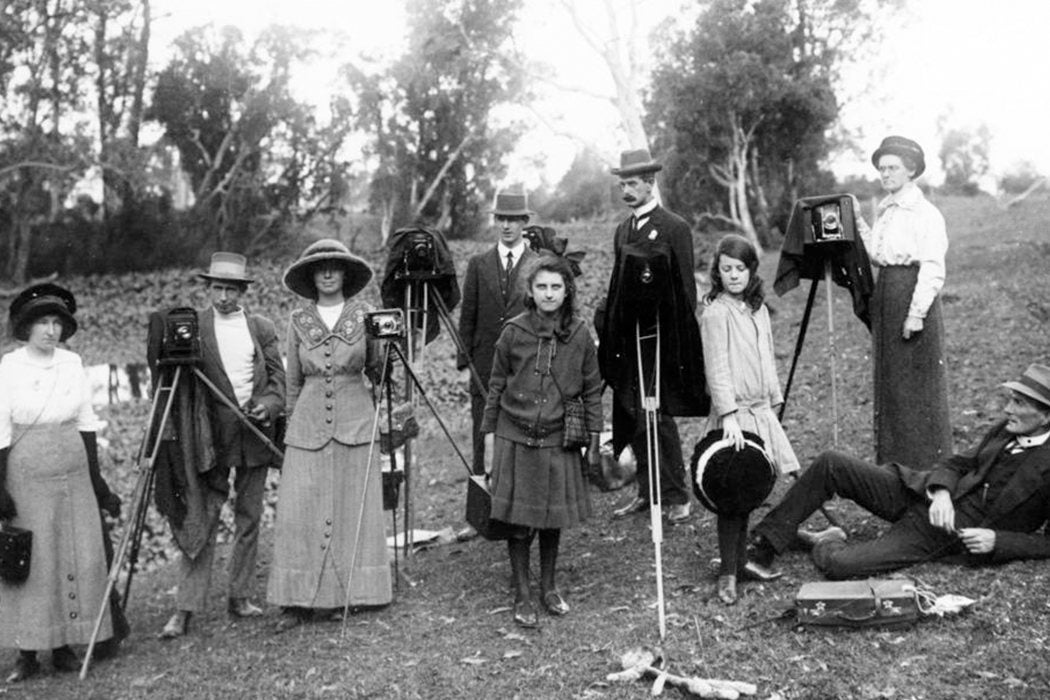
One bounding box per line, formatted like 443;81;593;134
748;363;1050;579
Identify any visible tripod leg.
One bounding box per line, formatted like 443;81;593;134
433;291;487;396
779;277;820;421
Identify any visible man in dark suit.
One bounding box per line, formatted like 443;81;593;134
159;252;285;638
600;149;706;524
748;363;1050;579
458;191;537;478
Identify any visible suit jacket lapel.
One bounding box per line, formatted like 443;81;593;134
481;246;503;300
982;444;1050;525
507;248;535;308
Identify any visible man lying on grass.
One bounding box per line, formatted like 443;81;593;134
747;363;1050;579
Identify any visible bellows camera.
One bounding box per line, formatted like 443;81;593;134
159;307;201;365
794;194;857;245
365;309;406;339
402;229;437;275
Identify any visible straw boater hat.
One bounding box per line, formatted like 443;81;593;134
198;252;254;284
871;135;926;177
8;282;79;341
610;148;663;177
283;238;373;300
491;191;533;217
1001;364;1050;409
690;430;776;517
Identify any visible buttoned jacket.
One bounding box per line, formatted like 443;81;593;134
283;300;378;450
196;307;285;469
457;245;537;396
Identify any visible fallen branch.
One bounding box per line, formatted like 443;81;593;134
606;647;758;699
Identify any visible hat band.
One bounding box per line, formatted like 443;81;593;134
1016;375;1050;405
27;294;72;312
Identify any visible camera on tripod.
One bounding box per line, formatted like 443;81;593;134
157;307;202;366
365;309;406;340
795;194;858;245
400;229;437;276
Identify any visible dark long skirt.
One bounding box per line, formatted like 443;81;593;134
871;265;952;469
490;437;591;530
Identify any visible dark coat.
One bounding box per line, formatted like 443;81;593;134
598;206;708;452
894;420;1050;563
380;226;461;344
457;246;537;396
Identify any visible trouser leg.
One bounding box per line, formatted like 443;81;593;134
753;450;913;553
814;507;962;579
470;393;486;476
632;414;688;506
175;490;224;612
228;465;267;599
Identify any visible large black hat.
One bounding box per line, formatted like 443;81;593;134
871;135;926;177
690;430;776;517
283;238;373;300
9;282;78;341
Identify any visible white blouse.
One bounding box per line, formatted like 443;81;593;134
859;181;948;319
0;347;102;449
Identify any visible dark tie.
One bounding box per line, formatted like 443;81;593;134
501;251;514;296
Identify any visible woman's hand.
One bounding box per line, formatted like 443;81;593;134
902;315;924;340
957;527;996;554
721;413;745;451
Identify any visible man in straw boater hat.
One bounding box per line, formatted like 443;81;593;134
156;252;285;638
598;149;708;525
746;364;1050;579
457;190;538;525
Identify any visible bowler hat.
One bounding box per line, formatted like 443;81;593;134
283;238;373;300
690;430;776;517
871;135;926;177
1001;364;1050;409
198;252;254;284
611;148;663;177
9;282;78;342
491;191;533;217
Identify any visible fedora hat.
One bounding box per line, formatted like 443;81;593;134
690;430;776;517
283;238;373;300
611;148;663;177
9;282;78;342
198;252;254;284
1001;364;1050;409
871;135;926;177
491;190;533;217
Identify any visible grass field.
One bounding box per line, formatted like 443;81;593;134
5;193;1050;699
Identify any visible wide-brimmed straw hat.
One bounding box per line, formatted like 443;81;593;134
283;238;373;300
198;252;254;284
611;148;663;177
491;191;533;217
9;282;78;341
1001;364;1050;409
690;430;776;517
871;135;926;177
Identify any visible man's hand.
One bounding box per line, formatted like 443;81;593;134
902;315;924;340
958;527;996;554
247;403;269;423
928;489;956;533
483;433;495;476
721;413;745;450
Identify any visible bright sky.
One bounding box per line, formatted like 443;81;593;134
151;0;1050;189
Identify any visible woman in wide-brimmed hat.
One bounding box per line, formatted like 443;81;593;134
861;136;952;469
267;239;392;632
0;284;123;682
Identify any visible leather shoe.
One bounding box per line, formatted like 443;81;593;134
541;590;570;616
717;574;738;605
228;597;264;618
159;611;191;640
455;525;479;542
5;654;40;683
796;526;847;550
92;637;121;661
709;557;784;582
51;646;79;673
512;599;539;628
667;502;691;524
274;608;309;634
612;496;648;519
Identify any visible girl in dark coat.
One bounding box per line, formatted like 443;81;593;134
481;256;602;628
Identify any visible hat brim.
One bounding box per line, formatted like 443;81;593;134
1001;380;1050;409
690;430;776;516
871;146;926;177
611;163;663;176
13;299;78;342
283;253;373;300
198;272;254;284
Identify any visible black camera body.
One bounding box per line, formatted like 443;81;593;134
365;309;406;340
400;229;437;276
158;306;202;366
795;194;857;245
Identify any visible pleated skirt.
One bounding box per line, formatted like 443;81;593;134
267;440;392;609
490;437;591;530
0;422;112;649
872;265;952;468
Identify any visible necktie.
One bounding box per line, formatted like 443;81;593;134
501;251;514;296
506;251;514;274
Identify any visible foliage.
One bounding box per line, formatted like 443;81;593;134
647;0;898;248
999;160;1044;195
534;146;618;222
348;0;527;241
938;119;991;196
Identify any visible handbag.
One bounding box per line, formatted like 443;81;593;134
551;374;589;450
795;579;920;629
465;475;514;541
0;523;32;584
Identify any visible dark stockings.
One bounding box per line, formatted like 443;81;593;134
717;515;749;576
538;528;561;596
508;533;535;604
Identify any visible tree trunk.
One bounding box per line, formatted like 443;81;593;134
748;146;771;247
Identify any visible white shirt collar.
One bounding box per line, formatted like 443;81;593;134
213;307;246;321
633;198;658;218
497;240;526;265
1016;429;1050;448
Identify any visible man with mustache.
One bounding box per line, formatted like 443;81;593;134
598;149;706;524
